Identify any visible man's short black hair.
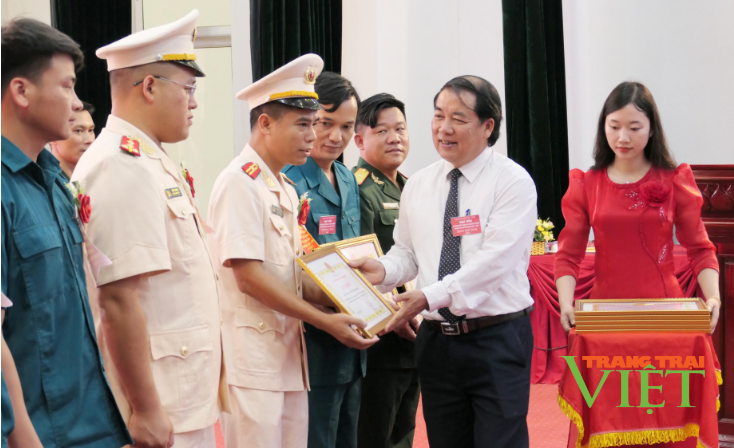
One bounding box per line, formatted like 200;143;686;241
81;101;95;115
434;75;502;147
356;93;406;129
315;71;361;113
1;18;84;97
249;101;304;129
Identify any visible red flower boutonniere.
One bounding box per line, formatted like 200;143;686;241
639;180;672;208
297;192;312;226
66;181;91;225
181;164;195;197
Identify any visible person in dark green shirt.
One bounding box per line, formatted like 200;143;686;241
1;19;130;448
352;94;420;448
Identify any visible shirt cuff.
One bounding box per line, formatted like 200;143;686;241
378;258;400;289
422;281;451;312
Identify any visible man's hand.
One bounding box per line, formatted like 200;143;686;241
560;304;575;333
385;290;428;333
348;257;386;286
394;316;421;342
128;407;174;448
707;297;721;334
323;313;380;350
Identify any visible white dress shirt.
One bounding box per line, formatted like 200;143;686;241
378;148;537;320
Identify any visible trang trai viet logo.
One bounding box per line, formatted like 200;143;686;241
561;355;705;413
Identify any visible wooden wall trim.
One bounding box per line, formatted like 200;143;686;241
691;165;734;438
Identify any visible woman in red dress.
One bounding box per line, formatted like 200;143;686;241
555;81;721;334
554;82;722;448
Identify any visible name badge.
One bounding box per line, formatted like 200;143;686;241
165;187;182;199
383;202;399;210
271;205;284;217
319;215;337;235
451;215;481;237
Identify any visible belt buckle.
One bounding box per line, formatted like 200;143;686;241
440;322;461;335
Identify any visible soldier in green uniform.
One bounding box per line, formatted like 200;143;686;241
352;94;420;448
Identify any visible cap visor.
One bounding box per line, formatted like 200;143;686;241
172;60;205;77
275;98;323;110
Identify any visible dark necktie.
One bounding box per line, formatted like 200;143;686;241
437;168;465;323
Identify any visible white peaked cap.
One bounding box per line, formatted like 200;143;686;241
236;53;324;111
96;9;204;77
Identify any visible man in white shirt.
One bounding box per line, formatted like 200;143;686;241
351;75;537;448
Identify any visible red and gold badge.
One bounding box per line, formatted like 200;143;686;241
242;162;261;179
120;136;140;156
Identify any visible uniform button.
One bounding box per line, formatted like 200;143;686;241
180;346;189;356
215;274;219;280
258;322;266;330
182;209;188;216
296;248;301;256
279;226;284;231
61;227;66;233
220;319;223;325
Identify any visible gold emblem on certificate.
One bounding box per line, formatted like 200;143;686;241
298;242;396;337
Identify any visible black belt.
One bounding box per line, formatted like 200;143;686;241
425;306;533;336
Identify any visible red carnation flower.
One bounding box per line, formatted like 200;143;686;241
298;199;310;226
78;194;91;224
184;169;195;198
639;181;672;208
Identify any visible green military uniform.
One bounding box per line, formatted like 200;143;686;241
352;158;420;448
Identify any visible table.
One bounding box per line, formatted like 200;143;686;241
528;246;700;385
558;330;722;448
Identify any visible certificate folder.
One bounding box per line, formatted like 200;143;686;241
575;298;710;334
298;244;396;338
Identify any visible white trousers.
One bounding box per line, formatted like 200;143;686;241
220;386;308;448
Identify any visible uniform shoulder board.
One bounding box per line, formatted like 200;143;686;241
242;162;261;179
354;168;370;185
282;173;296;186
120;136;141;157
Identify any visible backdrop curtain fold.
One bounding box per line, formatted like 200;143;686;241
502;0;570;232
250;0;342;81
52;0;131;136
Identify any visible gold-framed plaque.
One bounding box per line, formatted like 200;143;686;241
575;298;710;334
319;234;400;305
298;244;396;338
575;298;708;316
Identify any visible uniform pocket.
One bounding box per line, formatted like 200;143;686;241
234;307;287;374
166;200;199;262
344;206;360;234
379;209;399;226
13;223;64;305
149;325;214;410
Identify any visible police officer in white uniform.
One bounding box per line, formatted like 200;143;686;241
72;10;229;448
208;54;378;448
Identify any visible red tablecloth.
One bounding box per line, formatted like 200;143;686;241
529;246;700;385
558;330;722;448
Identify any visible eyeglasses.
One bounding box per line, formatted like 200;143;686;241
133;75;197;97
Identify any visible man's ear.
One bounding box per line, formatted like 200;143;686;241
354;132;365;150
483;118;495;140
7;77;32;109
141;75;157;103
258;113;273;135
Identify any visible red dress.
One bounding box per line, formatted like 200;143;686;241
554;164;719;297
555;164;720;448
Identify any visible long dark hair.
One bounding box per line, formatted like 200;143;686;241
591;82;676;170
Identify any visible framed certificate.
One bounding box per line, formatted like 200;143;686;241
298;244;396;338
575;298;708;316
320;234;400;304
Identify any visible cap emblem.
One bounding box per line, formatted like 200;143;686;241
304;67;317;85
